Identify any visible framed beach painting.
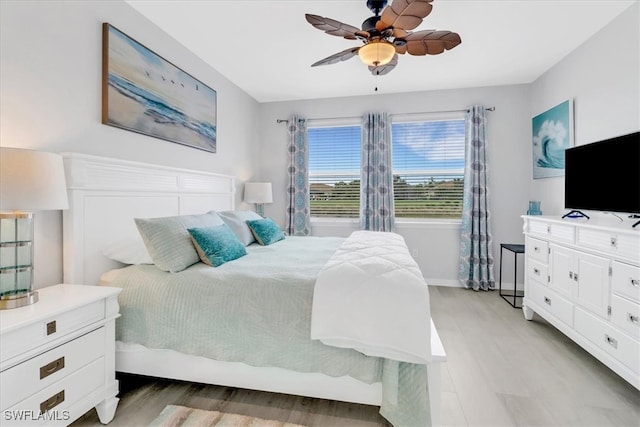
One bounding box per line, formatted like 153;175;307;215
102;23;217;153
531;99;573;179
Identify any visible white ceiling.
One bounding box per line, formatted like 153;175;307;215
127;0;636;103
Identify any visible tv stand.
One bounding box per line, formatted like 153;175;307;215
522;216;640;390
562;210;590;219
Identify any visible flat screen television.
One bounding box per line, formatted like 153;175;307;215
564;131;640;215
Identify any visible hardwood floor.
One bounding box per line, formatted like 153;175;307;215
72;286;640;426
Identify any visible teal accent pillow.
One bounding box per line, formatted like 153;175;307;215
246;218;285;246
188;224;247;267
135;212;224;273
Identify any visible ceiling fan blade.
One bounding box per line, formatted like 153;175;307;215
392;28;409;39
311;47;361;67
305;14;369;40
378;0;433;31
403;30;461;55
369;54;398;76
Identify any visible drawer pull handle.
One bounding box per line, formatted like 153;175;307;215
544;296;551;306
628;313;639;325
40;390;64;413
630;278;640;288
40;356;65;379
533;268;540;275
610;237;617;248
569;271;573;279
605;334;617;349
46;320;56;336
573;273;579;282
534;246;540;252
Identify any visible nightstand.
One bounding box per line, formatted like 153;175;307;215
0;284;121;425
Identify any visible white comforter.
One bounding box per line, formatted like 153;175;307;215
311;231;431;364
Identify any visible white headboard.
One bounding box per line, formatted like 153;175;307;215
62;153;236;285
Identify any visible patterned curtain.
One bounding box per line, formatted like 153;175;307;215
360;112;394;232
286;115;311;236
459;106;495;291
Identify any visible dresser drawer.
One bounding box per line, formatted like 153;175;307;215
575;307;640;374
528;280;573;326
526;236;548;263
612;261;640;304
0;327;105;410
611;294;640;341
4;357;105;423
528;220;574;244
577;228;640;262
1;300;105;363
527;258;548;285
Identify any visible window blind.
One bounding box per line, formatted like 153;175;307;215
392;119;465;218
308;125;361;218
307;118;465;219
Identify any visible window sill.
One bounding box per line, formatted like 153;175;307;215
310;217;462;229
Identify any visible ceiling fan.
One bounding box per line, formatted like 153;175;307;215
305;0;461;76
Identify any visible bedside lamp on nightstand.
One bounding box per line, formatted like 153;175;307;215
0;148;68;309
244;182;273;217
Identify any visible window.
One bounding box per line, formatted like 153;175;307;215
308;117;465;219
392;119;465;218
308;125;361;218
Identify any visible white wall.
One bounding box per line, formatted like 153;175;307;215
0;0;261;287
529;2;640;220
258;85;532;286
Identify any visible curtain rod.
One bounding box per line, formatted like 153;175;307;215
276;106;495;124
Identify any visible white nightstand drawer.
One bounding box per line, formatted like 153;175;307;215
611;294;640;340
4;357;105;424
612;261;640;304
528;280;573;326
526;236;548;263
575;307;640;374
1;327;105;410
1;300;105;363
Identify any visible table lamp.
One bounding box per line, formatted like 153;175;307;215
244;182;273;217
0;148;68;309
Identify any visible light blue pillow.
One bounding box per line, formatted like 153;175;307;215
218;210;263;246
188;224;247;267
246;218;285;246
135;212;224;272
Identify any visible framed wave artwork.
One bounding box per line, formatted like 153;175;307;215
531;99;573;179
102;23;217;153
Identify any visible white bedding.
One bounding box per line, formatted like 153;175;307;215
311;231;431;364
102;235;435;426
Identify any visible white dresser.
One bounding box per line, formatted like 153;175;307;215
0;284;121;425
522;216;640;390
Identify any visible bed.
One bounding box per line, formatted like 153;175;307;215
61;153;446;426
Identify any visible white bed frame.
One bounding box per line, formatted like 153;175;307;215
61;153;446;425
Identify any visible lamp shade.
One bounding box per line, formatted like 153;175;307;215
244;182;273;204
358;41;395;66
0;148;68;212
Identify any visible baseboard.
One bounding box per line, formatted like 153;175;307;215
427;279;462;288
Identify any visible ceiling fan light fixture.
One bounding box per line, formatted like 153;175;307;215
358;41;395;66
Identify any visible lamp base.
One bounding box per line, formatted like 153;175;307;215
0;290;38;310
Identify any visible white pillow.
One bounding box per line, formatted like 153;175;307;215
218;210;263;246
103;238;153;265
135;212;225;272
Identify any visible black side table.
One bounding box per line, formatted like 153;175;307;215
499;243;525;308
